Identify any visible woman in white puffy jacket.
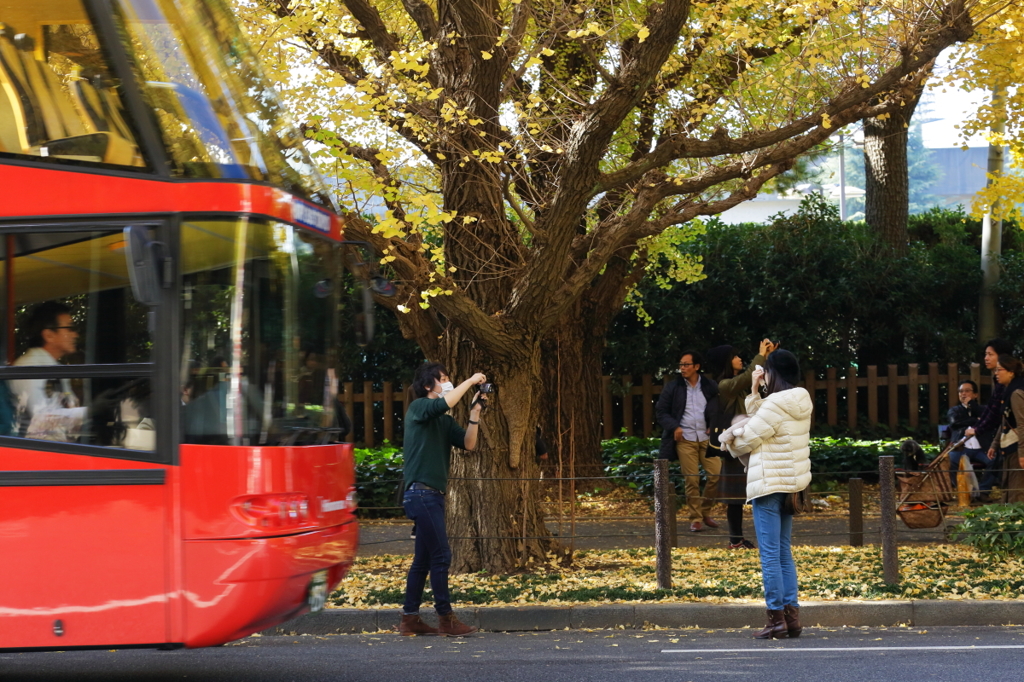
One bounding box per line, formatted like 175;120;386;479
726;349;812;640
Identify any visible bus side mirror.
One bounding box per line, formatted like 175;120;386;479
124;225;168;306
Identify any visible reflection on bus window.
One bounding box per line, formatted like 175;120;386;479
180;220;342;446
0;229;155;449
112;0;334;206
0;2;144;167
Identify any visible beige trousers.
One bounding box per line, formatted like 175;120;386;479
676;439;721;522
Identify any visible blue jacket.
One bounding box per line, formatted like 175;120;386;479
655;374;719;459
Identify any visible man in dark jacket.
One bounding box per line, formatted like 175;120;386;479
947;380;990;491
656;350;720;532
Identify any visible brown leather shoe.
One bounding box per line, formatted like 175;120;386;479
437;612;477;636
753;609;788;640
398;614;438;636
783;604;802;638
702;516;720;529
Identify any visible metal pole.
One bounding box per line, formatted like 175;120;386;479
848;477;863;547
878;456;900;584
653;459;673;589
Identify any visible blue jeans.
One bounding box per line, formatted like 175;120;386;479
751;492;799;611
402;489;452;615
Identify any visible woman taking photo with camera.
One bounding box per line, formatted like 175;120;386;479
724;349;812;640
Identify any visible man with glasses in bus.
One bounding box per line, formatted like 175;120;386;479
9;302;88;441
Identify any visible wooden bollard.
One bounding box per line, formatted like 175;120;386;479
848;477;864;547
653;459;673;589
878;456;900;584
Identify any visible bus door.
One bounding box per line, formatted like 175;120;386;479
0;221;173;649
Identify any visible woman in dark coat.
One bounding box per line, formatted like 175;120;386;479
706;339;776;549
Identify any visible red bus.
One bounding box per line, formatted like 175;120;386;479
0;0;362;650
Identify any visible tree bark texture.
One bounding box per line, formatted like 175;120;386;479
863;73;929;256
440;327;558;573
863;114;911;255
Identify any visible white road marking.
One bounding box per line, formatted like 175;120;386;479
662;645;1024;654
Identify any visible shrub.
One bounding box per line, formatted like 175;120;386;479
354;442;405;517
950;503;1024;557
599;435;940;490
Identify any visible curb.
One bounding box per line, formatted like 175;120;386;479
260;600;1024;635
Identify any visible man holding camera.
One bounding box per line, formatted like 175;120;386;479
398;363;488;637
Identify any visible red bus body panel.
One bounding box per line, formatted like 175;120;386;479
176;444;358;647
0;448;170;649
0;442;358;649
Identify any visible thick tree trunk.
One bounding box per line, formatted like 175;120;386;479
441;328;558;573
538;255;640;480
862;75;929;256
539;310;606;479
862;114;911;255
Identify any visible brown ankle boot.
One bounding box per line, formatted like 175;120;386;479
398;614;438;636
753;609;788;639
783;605;802;638
437;612;477;636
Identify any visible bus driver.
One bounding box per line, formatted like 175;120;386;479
10;302;89;441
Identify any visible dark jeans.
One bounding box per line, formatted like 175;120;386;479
978;449;1005;495
402;488;452;615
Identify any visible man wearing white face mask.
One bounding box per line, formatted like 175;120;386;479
398;362;487;637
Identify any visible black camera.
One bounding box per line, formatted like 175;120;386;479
479;383;495;394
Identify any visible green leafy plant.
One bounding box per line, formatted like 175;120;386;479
950;503;1024;557
353;442;405;517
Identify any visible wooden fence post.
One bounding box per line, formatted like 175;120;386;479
947;363;960;408
847;365;858;431
602;376;613;440
887;364;898;431
363;380;374;447
928;363;940;427
805;370;817;430
826;367;837;426
621;375;633;437
907;364;919;428
642;374;654;438
383;381;394;443
343;382;355;441
867;365;878;426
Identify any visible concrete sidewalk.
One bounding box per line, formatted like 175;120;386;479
263;600;1024;635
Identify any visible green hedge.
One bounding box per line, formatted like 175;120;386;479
353;436;931;514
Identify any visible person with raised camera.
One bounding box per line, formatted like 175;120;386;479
398;363;487;637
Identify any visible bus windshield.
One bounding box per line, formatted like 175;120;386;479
180;220;343;446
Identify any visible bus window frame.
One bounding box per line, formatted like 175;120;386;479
0;215;175;465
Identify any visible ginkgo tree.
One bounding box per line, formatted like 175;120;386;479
236;0;1002;573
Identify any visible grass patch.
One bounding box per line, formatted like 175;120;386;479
329;545;1024;608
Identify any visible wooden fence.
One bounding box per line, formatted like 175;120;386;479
342;362;992;446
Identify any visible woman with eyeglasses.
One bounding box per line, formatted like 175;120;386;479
993;355;1024;503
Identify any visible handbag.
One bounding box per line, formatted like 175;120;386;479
782;488;811;515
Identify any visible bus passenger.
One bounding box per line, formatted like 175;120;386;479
10;302;88;441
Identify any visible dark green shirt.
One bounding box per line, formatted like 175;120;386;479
403;397;467;492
